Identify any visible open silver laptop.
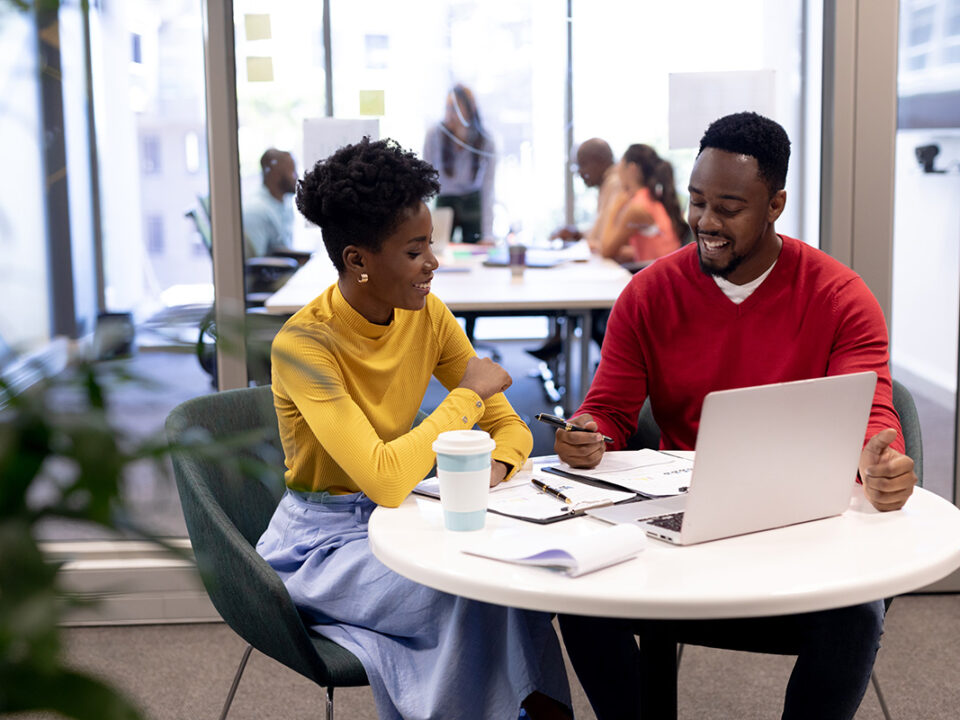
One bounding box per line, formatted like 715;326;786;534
589;372;877;545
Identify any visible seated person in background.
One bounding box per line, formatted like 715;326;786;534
554;112;917;720
599;143;688;265
529;138;625;361
423;84;496;244
242;148;298;257
257;137;572;720
551;138;624;254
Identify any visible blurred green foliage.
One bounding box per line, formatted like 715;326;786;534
0;364;154;719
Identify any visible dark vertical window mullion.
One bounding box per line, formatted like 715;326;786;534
36;3;77;338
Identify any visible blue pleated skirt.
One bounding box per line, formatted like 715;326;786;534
257;490;572;720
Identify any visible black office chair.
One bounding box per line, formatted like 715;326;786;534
165;386;369;720
186;199;302;385
627;380;924;720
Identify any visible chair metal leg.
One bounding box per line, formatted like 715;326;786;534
871;670;893;720
326;686;335;720
218;644;253;720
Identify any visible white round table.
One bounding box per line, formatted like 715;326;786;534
369;486;960;619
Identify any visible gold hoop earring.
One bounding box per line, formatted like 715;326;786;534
358;272;368;284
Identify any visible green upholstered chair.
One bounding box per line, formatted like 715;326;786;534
627;379;924;720
165;385;368;720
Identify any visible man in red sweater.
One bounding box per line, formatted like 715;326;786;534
555;112;918;720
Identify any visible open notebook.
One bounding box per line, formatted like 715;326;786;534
461;524;648;577
414;450;689;523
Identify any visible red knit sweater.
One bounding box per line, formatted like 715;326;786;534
579;235;903;453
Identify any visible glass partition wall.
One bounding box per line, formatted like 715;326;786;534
891;0;960;505
14;1;952;566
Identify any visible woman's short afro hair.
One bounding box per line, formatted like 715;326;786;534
698;112;791;193
296;137;440;272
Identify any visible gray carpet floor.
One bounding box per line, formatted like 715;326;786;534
23;324;960;719
12;594;959;719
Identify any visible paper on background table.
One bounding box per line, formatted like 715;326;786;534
461;523;648;577
553;449;692;497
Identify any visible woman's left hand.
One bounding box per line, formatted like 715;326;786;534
490;460;509;488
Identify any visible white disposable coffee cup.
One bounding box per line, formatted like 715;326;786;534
432;429;497;531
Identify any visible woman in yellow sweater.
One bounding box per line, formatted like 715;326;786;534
256;137;571;720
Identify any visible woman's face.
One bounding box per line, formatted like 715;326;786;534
352;202;437;324
444;94;471;137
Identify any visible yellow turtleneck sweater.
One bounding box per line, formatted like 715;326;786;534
270;283;533;507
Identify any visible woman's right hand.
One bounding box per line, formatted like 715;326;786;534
458;356;512;399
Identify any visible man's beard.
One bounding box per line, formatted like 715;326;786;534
697;241;744;279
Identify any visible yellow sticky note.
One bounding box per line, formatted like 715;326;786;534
359;90;385;116
246;56;274;83
244;14;272;41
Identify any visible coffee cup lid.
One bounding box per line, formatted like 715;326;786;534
432;429;496;454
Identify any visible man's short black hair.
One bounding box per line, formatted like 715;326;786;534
297;137;440;272
698;112;791;193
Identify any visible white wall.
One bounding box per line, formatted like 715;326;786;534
891;129;960;397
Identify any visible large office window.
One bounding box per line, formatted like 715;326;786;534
232;0;565;245
891;0;960;503
571;0;818;246
0;8;49;354
7;0;833;549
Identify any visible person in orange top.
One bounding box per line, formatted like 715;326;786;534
599;143;689;264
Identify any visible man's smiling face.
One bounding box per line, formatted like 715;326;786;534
687;148;786;285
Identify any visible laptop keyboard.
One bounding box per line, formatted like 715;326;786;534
646;512;685;532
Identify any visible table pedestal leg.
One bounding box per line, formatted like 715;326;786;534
636;631;678;720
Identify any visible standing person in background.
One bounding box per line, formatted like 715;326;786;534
423;84;496;244
242;148;299;257
599;143;689;265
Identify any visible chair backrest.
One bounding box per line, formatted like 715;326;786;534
166;385;347;686
891;378;924;486
626;398;661;451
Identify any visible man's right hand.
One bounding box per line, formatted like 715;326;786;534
554;413;606;468
458;356;512;400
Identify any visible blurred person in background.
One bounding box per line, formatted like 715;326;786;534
423;84;496;244
599;143;689;266
243;148;299;257
551;138;624;256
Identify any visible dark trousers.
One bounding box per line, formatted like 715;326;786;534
558;600;884;720
437;190;482;244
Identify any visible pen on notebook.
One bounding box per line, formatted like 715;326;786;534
534;413;614;443
531;478;573;505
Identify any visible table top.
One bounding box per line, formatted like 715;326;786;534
368;481;960;619
264;245;633;315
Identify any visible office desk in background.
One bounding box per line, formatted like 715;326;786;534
368;481;960;619
265;248;633;413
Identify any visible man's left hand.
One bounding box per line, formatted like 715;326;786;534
490;460;510;488
859;428;917;512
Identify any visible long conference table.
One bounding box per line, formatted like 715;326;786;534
264;245;634;414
